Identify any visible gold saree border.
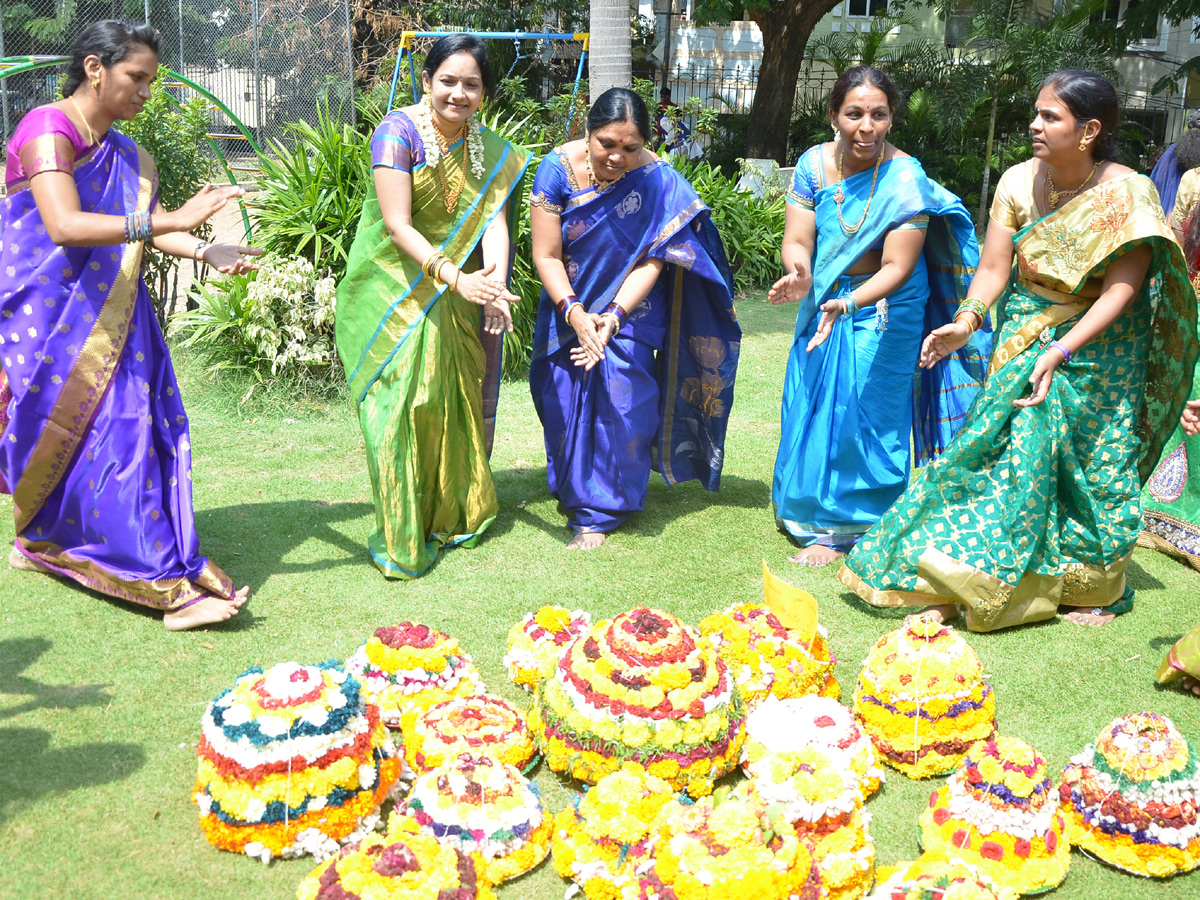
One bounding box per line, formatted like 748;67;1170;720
13;144;154;533
985;292;1089;378
1137;516;1200;572
840;548;1131;633
16;537;234;611
4;134;100;195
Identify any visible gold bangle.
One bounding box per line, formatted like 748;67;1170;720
434;258;453;286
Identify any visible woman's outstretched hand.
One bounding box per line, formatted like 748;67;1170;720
455;262;505;306
768;265;812;305
805;298;845;353
919;319;972;369
169;183;246;233
1013;348;1065;408
200;243;263;275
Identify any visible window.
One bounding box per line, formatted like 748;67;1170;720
944;3;973;47
1094;0;1167;51
846;0;888;18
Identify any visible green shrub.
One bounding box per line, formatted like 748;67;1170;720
176;254;339;392
115;66;215;328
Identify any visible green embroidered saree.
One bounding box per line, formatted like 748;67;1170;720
336;114;530;578
840;173;1198;631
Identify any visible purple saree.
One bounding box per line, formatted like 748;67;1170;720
528;154;740;533
0;106;234;611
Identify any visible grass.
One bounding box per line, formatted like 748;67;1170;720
1;292;1198;900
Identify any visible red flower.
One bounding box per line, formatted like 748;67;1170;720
609;699;627;715
929;791;939;808
932;807;951;826
814;716;836;728
1014;839;1031;858
899;674;912;686
688;700;706;718
980;841;1004;861
1045;829;1058;852
952;830;971;849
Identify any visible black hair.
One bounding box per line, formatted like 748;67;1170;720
660;86;672;98
1176;127;1200;171
422;34;494;98
1040;70;1121;163
828;65;901;117
586;88;653;144
62;20;160;98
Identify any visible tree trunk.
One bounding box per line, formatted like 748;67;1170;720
977;97;998;230
589;0;633;98
747;2;839;164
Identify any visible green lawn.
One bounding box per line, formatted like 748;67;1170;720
1;294;1197;900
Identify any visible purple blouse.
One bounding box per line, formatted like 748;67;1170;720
5;105;96;188
370;110;427;172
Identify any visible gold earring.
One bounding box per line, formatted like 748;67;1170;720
90;77;100;91
1078;138;1088;152
833;127;841;141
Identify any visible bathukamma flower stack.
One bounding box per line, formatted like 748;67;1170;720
530;606;746;796
401;753;551;885
551;764;677;899
504;605;592;691
404;694;534;773
344;621;484;733
698;603;839;705
853;619;995;778
194;661;402;862
1059;712;1200;877
741;695;884;801
295;814;495;900
920;736;1070;895
865;851;1013;900
626;786;824;900
745;744;874;900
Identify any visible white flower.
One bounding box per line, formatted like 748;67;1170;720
244;798;268;823
222;704;252;727
414;95;485;181
359;764;378;789
255;715;291;737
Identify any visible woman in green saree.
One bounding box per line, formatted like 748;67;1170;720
336;36;531;578
840;70;1198;632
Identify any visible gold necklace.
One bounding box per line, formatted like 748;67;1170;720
586;154;625;190
68;94;97;145
432;120;468;214
833;142;887;235
1045;161;1101;209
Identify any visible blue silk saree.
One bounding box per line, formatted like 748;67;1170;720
528;155;740;533
773;149;989;550
0;106;235;610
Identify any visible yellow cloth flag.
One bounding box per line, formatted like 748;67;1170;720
762;559;819;644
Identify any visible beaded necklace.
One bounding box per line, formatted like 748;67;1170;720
832;142;887;236
412;96;485;213
586;153;625;191
433;120;469;214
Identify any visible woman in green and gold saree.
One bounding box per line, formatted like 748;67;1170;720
840;70;1198;632
336;36;531;578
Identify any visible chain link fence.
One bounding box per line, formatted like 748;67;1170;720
0;0;355;153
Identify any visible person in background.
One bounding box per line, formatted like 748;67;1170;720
655;85;678;147
528;88;740;550
1150;108;1200;218
335;35;531;578
1;20;258;629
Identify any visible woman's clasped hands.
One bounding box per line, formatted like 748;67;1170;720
454;261;517;334
568;307;614;371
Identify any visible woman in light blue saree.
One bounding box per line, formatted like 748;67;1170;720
770;66;990;566
529;89;740;549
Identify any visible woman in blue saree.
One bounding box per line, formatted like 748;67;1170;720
770;66;989;566
1;21;257;629
529;89;740;549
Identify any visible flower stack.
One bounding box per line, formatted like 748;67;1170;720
865;851;1014;900
853;619;995;778
194;661;402;862
529;606;747;796
1059;712;1200;877
551;764;677;899
698;603;839;705
404;694;534;773
401;753;552;885
504;605;592;691
742;695;884;802
345;622;484;733
919;736;1070;895
626;786;824;900
296;814;496;900
745;745;874;900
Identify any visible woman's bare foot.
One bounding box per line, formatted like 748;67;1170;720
1182;676;1200;697
905;604;959;627
1061;607;1116;627
163;586;249;631
567;531;606;550
9;546;52;574
788;545;845;567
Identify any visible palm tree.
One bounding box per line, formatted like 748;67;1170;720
589;0;632;98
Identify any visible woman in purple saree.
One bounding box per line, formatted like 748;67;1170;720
529;89;740;549
1;21;257;629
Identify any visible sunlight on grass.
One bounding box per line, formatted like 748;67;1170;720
0;294;1197;898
